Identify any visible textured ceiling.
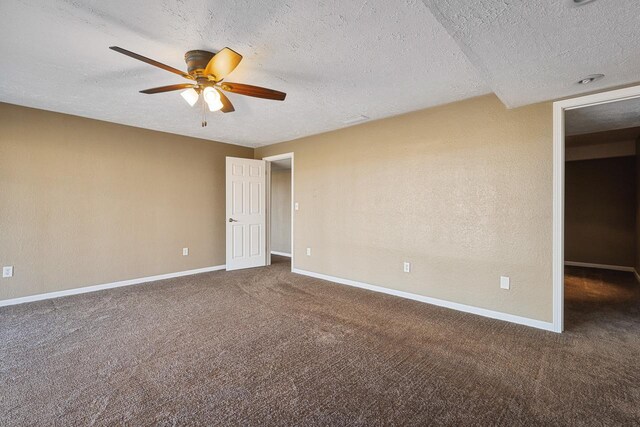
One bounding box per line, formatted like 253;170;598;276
2;1;639;147
0;0;489;147
422;0;640;108
566;97;640;135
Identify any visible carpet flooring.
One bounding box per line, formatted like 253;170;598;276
1;258;639;426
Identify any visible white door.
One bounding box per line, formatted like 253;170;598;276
226;157;267;271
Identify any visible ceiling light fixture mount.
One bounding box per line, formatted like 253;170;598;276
577;74;604;85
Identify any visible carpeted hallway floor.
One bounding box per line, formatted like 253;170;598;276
1;258;639;425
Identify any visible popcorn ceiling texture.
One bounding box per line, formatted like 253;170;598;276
0;0;489;147
2;1;639;146
565;97;640;136
423;0;640;108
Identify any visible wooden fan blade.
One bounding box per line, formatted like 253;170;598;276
215;88;235;113
110;46;193;80
204;48;243;81
139;84;196;94
219;82;286;101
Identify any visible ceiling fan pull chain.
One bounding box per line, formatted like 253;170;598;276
201;96;207;127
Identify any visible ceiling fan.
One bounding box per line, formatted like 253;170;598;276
109;46;286;126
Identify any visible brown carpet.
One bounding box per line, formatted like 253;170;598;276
1;258;639;426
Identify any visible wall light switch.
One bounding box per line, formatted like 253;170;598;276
3;266;13;278
500;276;510;290
295;202;299;211
182;248;189;256
306;247;311;256
403;262;411;273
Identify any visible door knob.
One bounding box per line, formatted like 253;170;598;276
229;218;238;222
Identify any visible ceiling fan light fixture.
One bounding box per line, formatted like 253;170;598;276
110;46;286;119
181;88;199;106
206;98;224;112
203;86;220;103
203;87;223;111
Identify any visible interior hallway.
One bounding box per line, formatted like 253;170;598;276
565;266;640;331
1;258;639;425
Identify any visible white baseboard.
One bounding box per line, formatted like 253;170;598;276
271;251;292;257
0;265;226;308
564;261;635;272
292;268;556;332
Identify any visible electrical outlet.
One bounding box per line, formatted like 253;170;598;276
295;202;299;211
3;266;13;278
403;262;411;273
500;276;510;290
182;248;189;256
306;247;311;256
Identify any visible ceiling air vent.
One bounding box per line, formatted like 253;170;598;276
342;115;370;125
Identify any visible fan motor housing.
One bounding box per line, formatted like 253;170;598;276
184;50;215;75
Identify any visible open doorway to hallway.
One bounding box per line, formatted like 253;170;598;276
563;97;640;330
264;153;294;270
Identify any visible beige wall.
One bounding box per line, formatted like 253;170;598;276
270;169;291;254
1;95;555;322
256;95;553;322
0;102;252;301
565;156;636;267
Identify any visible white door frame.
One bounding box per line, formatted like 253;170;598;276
552;84;640;333
263;152;295;271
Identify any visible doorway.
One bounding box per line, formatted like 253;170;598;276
263;153;294;270
553;84;640;332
